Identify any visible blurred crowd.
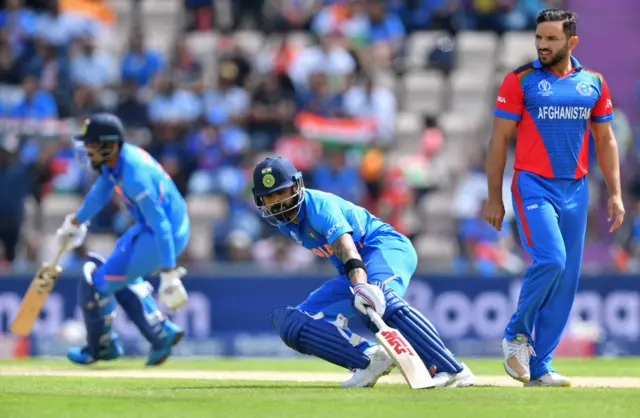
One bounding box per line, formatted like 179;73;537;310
0;0;639;276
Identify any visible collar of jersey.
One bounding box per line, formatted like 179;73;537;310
298;196;307;223
532;55;582;71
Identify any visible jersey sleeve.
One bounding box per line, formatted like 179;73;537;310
125;171;176;269
309;201;354;246
493;72;524;121
591;76;615;123
75;174;114;224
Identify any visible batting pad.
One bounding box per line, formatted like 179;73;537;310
115;278;166;347
360;284;463;375
79;259;117;357
271;306;370;370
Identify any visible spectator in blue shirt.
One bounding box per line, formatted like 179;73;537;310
186;108;249;195
295;71;343;117
386;0;448;32
367;0;406;45
121;32;164;88
454;199;515;276
362;0;406;69
148;74;202;125
9;74;58;118
0;0;37;56
70;36;118;89
311;147;365;204
35;0;95;48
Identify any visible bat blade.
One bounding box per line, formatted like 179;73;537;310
374;321;435;389
10;263;61;337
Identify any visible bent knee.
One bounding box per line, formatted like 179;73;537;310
537;250;566;275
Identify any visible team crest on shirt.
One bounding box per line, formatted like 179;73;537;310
537;80;553;96
576;82;593;97
308;230;316;239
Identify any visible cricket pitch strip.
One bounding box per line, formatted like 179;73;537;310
1;367;639;388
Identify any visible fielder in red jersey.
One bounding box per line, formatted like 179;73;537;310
483;9;625;387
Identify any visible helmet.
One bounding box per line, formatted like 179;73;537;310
252;156;305;225
73;113;125;171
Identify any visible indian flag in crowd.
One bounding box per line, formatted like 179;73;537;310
294;112;378;146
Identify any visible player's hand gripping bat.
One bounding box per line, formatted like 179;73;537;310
10;245;67;337
366;307;435;389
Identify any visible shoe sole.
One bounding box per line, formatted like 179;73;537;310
146;331;185;367
504;363;530;383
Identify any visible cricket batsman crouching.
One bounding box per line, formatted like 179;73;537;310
485;9;624;387
253;156;476;388
57;113;191;366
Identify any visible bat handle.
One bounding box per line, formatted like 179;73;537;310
366;307;386;331
51;240;69;267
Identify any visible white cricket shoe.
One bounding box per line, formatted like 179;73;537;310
502;334;535;383
524;372;571;387
431;362;476;388
340;345;395;388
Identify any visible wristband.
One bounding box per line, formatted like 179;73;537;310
345;258;366;278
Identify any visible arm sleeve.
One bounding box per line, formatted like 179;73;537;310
75;175;114;223
493;72;524;121
309;202;354;246
591;76;615;123
126;174;176;269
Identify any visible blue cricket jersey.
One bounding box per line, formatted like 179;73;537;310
277;189;408;274
75;143;189;269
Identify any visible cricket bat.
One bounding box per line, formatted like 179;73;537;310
10;245;67;337
366;307;435;389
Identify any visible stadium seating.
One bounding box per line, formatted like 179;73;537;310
3;0;551;271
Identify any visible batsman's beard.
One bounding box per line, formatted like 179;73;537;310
271;202;296;222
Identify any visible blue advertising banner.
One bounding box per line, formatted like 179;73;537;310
0;274;638;357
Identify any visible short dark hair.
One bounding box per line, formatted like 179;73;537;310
536;8;577;38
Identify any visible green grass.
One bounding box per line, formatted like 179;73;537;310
1;358;639;417
2;357;640;377
0;376;638;418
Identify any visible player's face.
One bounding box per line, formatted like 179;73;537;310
262;187;297;222
85;143;104;170
535;21;574;67
84;142;117;171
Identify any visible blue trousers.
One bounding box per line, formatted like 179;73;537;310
508;171;588;379
297;234;417;324
92;222;190;294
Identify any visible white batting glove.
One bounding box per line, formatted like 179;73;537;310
353;283;386;317
159;267;189;311
55;214;87;252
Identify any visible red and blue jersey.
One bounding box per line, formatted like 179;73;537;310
494;56;614;179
